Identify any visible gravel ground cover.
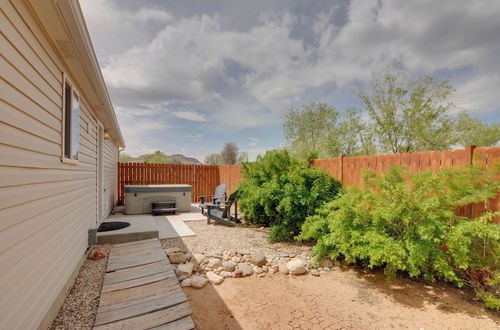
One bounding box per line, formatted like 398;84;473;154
50;245;110;330
161;220;312;257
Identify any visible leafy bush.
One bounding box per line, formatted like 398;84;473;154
238;149;342;242
299;165;500;309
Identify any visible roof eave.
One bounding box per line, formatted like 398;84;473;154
26;0;125;147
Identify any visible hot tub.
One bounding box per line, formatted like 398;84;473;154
124;184;192;214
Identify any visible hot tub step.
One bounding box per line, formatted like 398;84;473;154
152;201;176;207
152;207;177;215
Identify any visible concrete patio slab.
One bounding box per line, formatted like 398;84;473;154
98;204;204;243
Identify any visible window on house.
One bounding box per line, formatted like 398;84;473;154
63;81;79;160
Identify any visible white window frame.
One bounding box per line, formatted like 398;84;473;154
61;74;80;164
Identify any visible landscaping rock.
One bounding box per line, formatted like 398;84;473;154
207;258;223;269
239;250;251;255
310;269;319;276
176;262;194;278
319;270;328;276
269;268;277;274
167;252;187;264
287;258;306;275
220;271;234;278
182;275;208;288
258;273;266;278
234;269;243;277
237;263;254;277
278;263;289;275
190;253;205;267
319;257;334;268
250;252;267;267
181;278;192;287
206;271;224;284
254;267;263;274
222;261;236;272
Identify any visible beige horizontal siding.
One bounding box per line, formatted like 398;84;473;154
103;138;118;217
0;0;113;329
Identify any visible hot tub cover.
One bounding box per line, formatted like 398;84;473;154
124;184;192;193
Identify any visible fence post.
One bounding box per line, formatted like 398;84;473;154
465;145;476;165
339;154;344;183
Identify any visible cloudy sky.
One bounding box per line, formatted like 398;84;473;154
81;0;500;161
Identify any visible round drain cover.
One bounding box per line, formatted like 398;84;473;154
97;221;131;232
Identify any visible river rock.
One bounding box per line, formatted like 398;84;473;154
310;269;320;276
222;260;234;271
206;271;224;284
183;275;208;288
250;252;267;267
190;253;205;267
319;257;334;268
207;258;223;270
176;262;194;277
287;258;306;275
167;252;187;264
278;263;289;275
237;263;254;276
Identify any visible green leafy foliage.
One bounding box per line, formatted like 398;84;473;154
455;112;500;147
358;63;456;153
238;149;342;242
299;165;500;309
283;102;340;159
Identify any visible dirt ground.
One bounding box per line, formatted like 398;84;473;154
184;267;499;330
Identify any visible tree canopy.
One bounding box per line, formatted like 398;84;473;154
205;142;249;165
204;153;221;165
455;112;500;147
357;64;456;153
284;65;497;159
283;102;339;159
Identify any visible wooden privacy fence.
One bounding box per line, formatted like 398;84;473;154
117;163;220;204
313;146;500;220
117;163;244;204
117;146;500;219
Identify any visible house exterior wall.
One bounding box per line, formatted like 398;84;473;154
0;0;119;328
103;138;118;217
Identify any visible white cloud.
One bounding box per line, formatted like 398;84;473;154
452;73;500;113
117;117;169;157
172;111;206;122
86;0;500;120
82;0;500;158
248;137;260;146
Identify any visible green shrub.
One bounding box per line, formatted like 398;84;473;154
238;149;342;242
299;165;500;309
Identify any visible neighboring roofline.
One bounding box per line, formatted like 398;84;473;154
26;0;125;147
